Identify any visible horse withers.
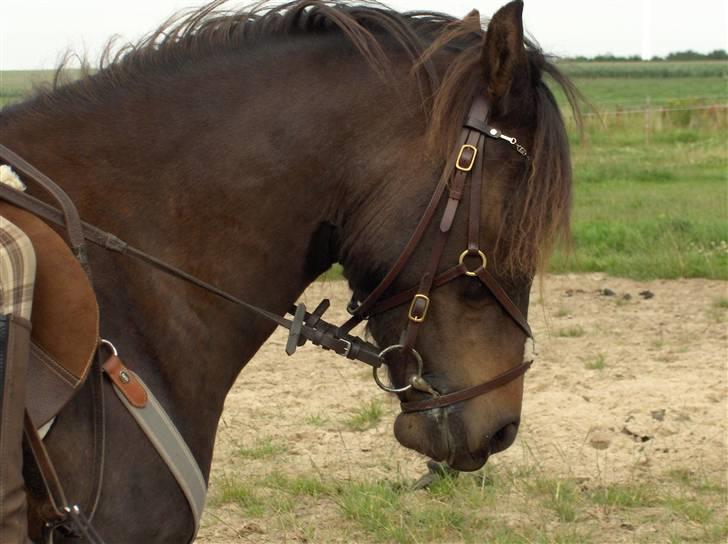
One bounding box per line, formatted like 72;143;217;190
0;1;579;541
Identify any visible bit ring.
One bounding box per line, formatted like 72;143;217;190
373;344;424;393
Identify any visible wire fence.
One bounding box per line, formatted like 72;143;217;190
575;94;728;106
561;100;727;144
578;103;728;117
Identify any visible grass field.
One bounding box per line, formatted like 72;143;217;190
0;69;59;106
1;62;727;280
207;461;727;543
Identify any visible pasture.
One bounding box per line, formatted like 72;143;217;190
1;62;726;542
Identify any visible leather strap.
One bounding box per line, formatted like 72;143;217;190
400;360;532;412
24;407;106;542
368;264;465;316
0;145;89;271
474;267;532;338
347;127;471;322
399;129;479;353
0;179;385;368
22;411;67;523
104;362;206;543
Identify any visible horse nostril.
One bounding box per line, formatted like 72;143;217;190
490;421;520;454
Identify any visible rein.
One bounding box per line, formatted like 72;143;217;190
0;93;533;415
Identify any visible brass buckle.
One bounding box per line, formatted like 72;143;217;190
408;294;430;323
459;249;487;276
455;144;478;172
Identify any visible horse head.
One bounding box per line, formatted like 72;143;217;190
338;1;576;471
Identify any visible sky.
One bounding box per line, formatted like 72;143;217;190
1;0;727;70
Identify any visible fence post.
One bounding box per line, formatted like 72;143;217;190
644;96;651;144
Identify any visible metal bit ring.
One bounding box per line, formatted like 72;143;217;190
373;344;424;393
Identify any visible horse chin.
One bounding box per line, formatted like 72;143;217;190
393;412;489;472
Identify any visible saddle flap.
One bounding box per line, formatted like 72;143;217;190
0;202;99;426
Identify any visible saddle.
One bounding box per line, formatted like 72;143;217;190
0;202;99;427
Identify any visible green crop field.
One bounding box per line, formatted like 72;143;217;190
550;61;727;280
0;70;58;106
1;62;727;279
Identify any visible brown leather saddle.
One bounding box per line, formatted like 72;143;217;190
0;202;99;427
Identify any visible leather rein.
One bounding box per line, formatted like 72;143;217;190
0;93;533;416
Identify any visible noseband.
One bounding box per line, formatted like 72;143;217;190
335;93;534;412
0;93;533;415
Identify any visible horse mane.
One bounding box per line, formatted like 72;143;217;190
29;0;582;277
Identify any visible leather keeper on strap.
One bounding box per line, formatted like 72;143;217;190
102;355;148;408
400;360;532;413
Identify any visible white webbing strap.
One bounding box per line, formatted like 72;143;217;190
108;370;207;541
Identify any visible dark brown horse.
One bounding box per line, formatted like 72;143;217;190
0;1;579;541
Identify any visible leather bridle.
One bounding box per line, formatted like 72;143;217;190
335;93;534;412
0;93;534;417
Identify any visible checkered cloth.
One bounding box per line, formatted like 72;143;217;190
0;216;36;319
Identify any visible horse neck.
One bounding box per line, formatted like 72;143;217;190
0;44;420;473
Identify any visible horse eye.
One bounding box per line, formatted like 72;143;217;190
461;279;494;304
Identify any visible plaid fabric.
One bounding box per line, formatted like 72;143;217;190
0;216;36;319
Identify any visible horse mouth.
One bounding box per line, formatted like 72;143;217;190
393;411;491;472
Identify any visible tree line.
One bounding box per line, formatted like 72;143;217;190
568;50;727;62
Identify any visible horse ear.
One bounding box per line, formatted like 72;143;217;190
481;1;528;105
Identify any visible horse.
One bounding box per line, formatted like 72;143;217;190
0;0;579;541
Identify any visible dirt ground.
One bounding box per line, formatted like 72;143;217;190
198;275;727;543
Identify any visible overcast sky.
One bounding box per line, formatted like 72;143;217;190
1;0;727;70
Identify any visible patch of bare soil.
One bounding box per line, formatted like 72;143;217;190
198;274;727;542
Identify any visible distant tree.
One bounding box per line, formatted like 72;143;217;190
665;49;727;61
562;50;727;62
706;49;728;60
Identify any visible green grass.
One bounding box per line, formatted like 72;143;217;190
549;123;727;280
584;353;606;370
237;438;288;460
559;60;728;79
664;496;715;524
262;471;334;497
214;476;267;516
206;464;728;543
589;482;657;508
528;478;579;522
344;400;384;431
304;413;330;427
555;325;585;338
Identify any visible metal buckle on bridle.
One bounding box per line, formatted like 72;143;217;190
455;144;478;172
407;294;430;323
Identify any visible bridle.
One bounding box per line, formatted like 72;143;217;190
335;93;534;412
0;93;534;417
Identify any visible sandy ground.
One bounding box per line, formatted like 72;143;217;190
199;274;727;542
